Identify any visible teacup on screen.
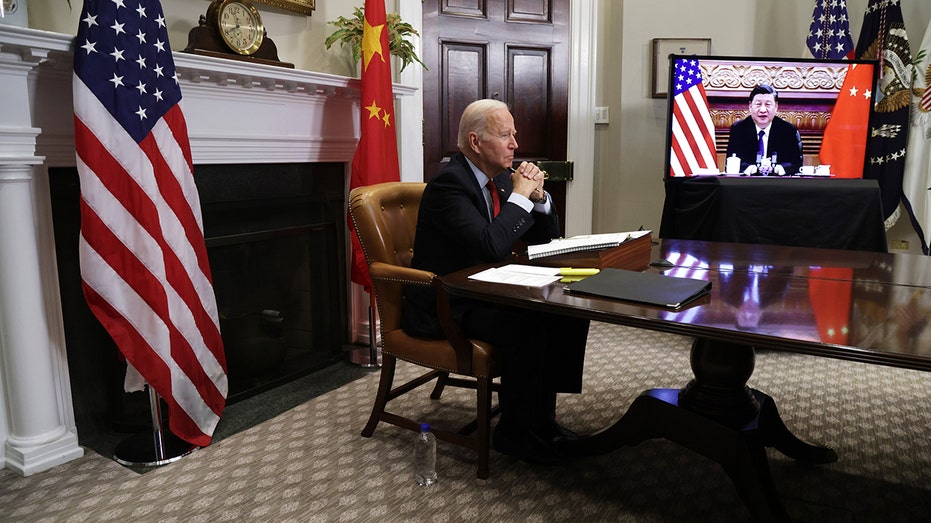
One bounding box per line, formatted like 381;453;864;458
816;164;831;175
800;165;814;175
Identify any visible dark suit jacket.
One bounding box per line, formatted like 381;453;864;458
402;153;559;338
725;116;803;175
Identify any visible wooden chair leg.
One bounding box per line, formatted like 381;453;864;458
361;354;397;438
430;371;450;399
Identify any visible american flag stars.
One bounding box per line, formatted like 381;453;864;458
807;0;854;59
75;0;177;133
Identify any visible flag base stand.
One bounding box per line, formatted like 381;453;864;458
113;386;198;468
347;294;381;368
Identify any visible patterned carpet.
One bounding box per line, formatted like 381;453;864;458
2;322;929;522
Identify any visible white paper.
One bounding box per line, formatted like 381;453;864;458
468;264;562;287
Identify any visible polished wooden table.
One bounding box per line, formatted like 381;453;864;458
442;239;931;522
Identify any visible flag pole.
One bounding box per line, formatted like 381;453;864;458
113;385;198;468
348;291;381;368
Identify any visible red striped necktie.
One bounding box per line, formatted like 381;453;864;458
487;178;500;217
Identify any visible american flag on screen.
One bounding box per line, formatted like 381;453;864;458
73;0;227;447
669;58;717;177
807;0;854;59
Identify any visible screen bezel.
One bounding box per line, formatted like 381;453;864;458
662;54;879;180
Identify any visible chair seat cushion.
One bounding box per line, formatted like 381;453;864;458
383;329;500;379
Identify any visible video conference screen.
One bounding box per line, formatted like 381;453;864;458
663;55;878;180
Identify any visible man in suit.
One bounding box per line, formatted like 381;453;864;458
403;99;589;464
725;84;803;176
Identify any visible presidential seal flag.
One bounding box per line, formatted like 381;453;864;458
854;0;925;252
348;0;402;290
73;0;228;447
902;19;931;254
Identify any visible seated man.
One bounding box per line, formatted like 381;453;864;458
402;99;589;464
725;84;803;176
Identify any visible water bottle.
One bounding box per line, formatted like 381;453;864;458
414;423;437;486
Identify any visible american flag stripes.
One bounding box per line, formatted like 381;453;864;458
807;0;855;59
669;58;717;177
73;0;227;447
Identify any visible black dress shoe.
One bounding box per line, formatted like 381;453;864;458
537;419;580;443
493;427;566;465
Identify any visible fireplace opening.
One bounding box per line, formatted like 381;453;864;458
49;162;348;446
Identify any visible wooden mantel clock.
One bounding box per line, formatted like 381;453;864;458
184;0;295;68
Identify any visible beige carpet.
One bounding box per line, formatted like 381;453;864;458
2;323;929;522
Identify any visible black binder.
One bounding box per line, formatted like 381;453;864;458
565;268;711;309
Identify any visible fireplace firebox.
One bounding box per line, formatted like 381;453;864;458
49;162;347;442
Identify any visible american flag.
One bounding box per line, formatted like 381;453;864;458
73;0;227;447
807;0;854;59
669;58;717;177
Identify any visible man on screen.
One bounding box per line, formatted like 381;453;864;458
725;84;803;176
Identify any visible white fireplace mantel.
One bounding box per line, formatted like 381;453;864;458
0;24;416;476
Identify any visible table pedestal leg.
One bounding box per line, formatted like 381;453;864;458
564;338;837;522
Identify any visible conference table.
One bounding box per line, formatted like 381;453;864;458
442;238;931;522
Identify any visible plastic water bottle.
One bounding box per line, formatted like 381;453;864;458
414;423;437;486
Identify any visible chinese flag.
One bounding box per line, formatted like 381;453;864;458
349;0;401;290
819;63;873;179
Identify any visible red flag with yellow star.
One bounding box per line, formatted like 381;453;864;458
349;0;400;290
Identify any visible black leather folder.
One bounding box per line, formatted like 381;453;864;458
565;268;711;309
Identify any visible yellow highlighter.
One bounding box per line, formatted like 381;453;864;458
559;268;600;277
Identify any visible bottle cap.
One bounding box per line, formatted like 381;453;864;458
420;423;430;432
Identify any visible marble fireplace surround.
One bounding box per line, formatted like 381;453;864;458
0;25;416;476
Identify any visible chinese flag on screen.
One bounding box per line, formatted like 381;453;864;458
819;64;873;179
349;0;401;290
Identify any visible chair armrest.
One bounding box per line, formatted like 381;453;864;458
368;261;476;374
369;261;435;286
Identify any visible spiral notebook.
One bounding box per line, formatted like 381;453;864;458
526;230;650;260
564;268;711;310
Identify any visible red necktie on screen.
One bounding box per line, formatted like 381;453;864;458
757;129;765;159
487;179;500;218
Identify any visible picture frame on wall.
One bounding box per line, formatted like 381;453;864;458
652;38;712;98
253;0;316;16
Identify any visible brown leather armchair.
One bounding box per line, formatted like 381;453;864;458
348;181;501;479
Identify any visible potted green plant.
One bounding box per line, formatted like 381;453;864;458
324;6;426;73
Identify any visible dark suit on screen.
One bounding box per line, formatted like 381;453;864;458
725;115;803;175
402;152;588;440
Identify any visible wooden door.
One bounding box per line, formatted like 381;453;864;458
422;0;571;190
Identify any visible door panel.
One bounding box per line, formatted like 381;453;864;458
441;43;487;155
509;46;551;158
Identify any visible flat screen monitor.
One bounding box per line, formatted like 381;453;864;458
663;55;878;180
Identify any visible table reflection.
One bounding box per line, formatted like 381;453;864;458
657;245;931;358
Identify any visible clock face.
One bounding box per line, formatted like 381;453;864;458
217;0;264;55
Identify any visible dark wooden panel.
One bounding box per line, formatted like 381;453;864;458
439;42;487;161
508;0;551;23
442;0;486;18
508;47;550;158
